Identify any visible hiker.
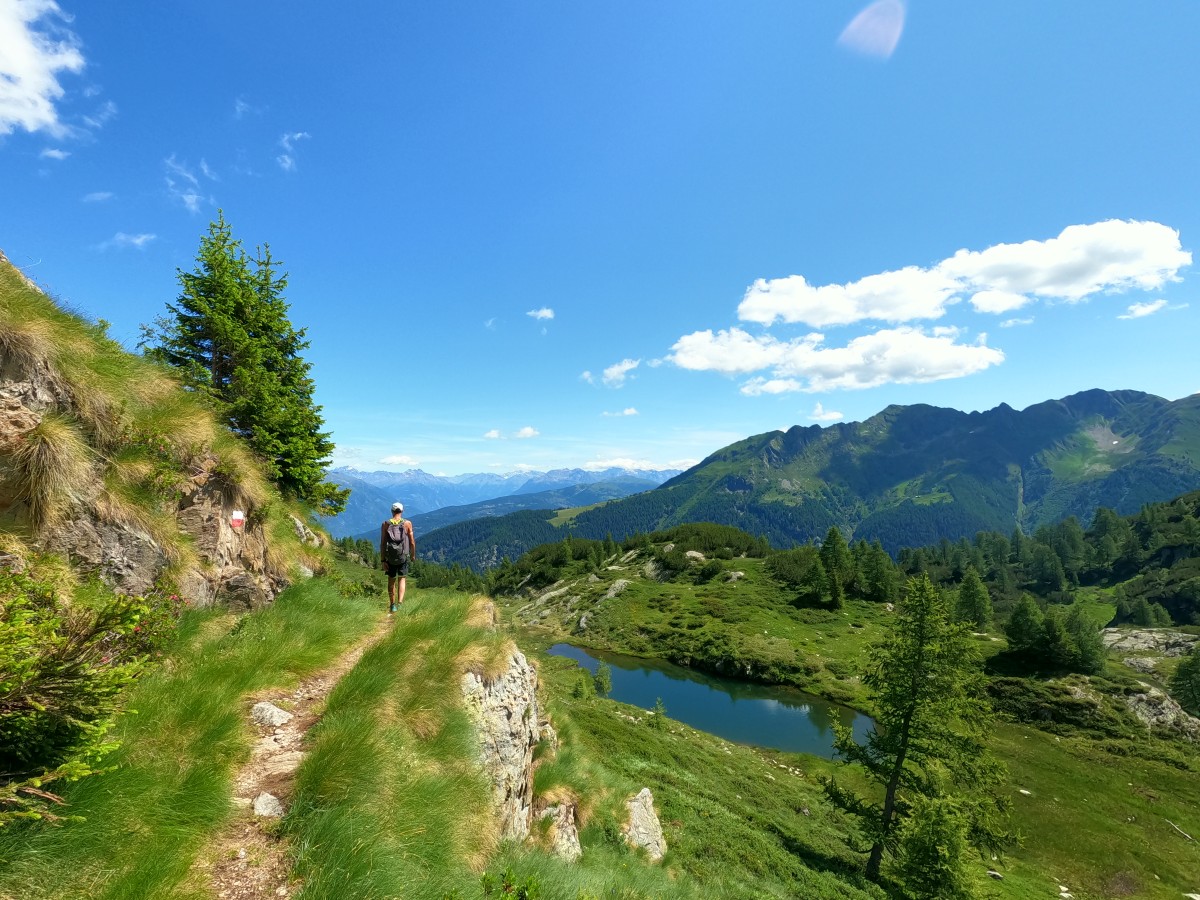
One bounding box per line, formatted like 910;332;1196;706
380;502;415;614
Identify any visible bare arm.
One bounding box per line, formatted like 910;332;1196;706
406;520;416;557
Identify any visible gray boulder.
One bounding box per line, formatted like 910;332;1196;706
623;787;667;862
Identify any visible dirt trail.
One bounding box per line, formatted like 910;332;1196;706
190;618;391;900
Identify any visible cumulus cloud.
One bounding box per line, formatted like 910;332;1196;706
39;146;68;159
838;0;906;60
379;454;419;466
602;358;640;387
602;407;639;417
1118;299;1167;319
483;429;502;439
98;232;156;251
526;307;554;320
81;190;112;202
736;221;1190;329
808;402;845;422
514;426;539;439
673;327;1003;393
277;131;310;171
0;0;84;136
580;370;595;384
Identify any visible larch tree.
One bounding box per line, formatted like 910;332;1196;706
955;566;993;630
1170;645;1200;716
823;574;1010;884
143;212;348;513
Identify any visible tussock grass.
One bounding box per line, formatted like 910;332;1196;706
13;413;94;531
0;578;379;900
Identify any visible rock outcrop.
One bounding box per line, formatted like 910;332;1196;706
0;327;288;607
623;787;667;861
1126;684;1200;742
461;648;540;841
538;802;583;861
1102;629;1199;657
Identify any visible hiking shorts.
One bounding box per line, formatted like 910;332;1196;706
385;560;410;578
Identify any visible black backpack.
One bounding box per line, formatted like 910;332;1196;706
384;519;412;565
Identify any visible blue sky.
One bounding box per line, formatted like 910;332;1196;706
2;1;1198;475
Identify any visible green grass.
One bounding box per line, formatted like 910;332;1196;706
0;578;379;900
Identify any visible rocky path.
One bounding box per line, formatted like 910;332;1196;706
189;618;392;900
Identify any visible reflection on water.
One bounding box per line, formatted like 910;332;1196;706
549;643;873;758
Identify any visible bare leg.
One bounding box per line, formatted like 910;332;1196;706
387;575;397;613
397;576;407;606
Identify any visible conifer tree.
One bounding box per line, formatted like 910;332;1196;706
820;526;852;588
824;574;1010;883
1169;645;1200;716
955;566;993;630
144;213;348;513
1005;596;1044;653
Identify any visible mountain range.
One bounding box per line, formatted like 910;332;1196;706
420;389;1200;569
320;466;681;538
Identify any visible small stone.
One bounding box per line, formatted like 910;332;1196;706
1018;789;1032;796
254;792;285;817
986;870;1003;880
251;702;293;727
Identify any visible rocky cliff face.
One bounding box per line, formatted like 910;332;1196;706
460;647;540;841
0;308;289;607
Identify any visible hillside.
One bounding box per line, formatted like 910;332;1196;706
422;389;1200;569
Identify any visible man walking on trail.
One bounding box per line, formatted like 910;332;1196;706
380;502;415;614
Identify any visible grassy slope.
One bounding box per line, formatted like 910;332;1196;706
0;573;379;900
499;550;1200;898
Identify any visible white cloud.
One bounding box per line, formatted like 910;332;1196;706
165;155;207;212
740;378;802;396
80;98;115;130
808;402;844;422
1000;317;1034;328
379;454;419;466
581;457;692;472
199;158;218;181
838;0;906;60
526;307;554;321
580;370;595;384
969;290;1032;314
602;358;641;387
483;429;502;439
39;146;68;159
514;426;539;439
0;0;84;136
1118;299;1167;319
734;220;1191;329
602;407;639;417
81;190;112;202
938;220;1191;301
739;267;959;328
484;317;496;330
98;232;156;251
672;327;1003;393
277;131;310;172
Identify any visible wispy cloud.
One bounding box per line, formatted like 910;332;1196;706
838;0;906;60
379;454;419;466
483;429;502;439
277;131;310;172
581;457;695;472
164;154;209;213
233;95;264;119
808;402;844;422
602;408;639;417
484;317;497;330
81;190;113;202
39;147;69;160
0;1;85;136
98;232;156;251
580;370;595;384
602;358;640;388
80;98;116;130
199;158;219;181
526;307;555;321
514;426;539;439
1000;317;1034;328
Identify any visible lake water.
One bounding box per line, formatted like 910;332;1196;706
548;643;874;758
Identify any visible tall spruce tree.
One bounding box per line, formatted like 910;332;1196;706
955;566;993;630
823;574;1010;883
144;212;348;513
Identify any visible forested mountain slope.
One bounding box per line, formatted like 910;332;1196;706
423;389;1200;568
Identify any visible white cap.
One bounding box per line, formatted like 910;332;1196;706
391;502;403;512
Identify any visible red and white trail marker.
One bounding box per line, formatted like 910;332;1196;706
230;509;245;529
